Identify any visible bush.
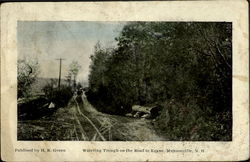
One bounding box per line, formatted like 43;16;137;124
18;96;49;119
43;84;73;107
18;59;40;98
155;99;232;141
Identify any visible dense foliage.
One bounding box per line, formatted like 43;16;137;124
87;22;232;140
88;22;232;113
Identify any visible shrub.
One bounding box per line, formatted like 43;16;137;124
155;99;232;141
18;96;49;119
18;59;40;98
42;84;73;107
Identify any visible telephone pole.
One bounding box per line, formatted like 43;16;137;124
56;58;65;89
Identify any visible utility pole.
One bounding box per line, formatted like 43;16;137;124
56;58;65;89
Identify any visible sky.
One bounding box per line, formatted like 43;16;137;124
17;21;125;83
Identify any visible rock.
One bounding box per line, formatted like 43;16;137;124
134;112;141;118
141;114;151;119
125;113;133;117
48;102;55;109
132;105;151;113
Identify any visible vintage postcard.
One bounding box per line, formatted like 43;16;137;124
1;1;249;161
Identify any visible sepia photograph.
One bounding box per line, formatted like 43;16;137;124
17;21;232;141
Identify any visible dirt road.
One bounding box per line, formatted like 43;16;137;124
18;94;165;141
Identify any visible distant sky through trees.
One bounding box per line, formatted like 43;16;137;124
18;21;125;83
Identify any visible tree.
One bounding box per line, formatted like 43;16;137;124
17;58;40;98
87;22;232;140
88;42;111;91
68;61;81;89
65;73;72;87
87;22;232;114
